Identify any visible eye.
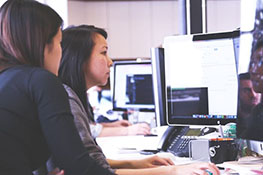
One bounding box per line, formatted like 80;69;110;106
101;51;107;55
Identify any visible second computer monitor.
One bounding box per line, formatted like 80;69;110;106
112;61;155;112
151;48;167;126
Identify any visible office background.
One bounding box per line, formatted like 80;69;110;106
68;0;240;59
0;0;241;59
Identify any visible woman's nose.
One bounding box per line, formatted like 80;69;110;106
108;56;113;67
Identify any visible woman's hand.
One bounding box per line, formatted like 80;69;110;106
131;155;174;169
171;162;220;175
127;123;151;135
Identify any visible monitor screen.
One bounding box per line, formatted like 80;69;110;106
112;61;155;111
151;48;167;126
236;0;263;147
163;31;239;125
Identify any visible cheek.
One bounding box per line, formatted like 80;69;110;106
56;46;62;64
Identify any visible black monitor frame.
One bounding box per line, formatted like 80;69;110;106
151;48;167;126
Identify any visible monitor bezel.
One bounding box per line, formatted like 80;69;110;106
151;47;167;126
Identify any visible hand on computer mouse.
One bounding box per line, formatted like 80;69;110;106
127;123;151;135
129;155;174;169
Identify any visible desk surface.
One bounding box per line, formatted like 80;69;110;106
96;132;262;175
96;134;197;166
96;125;168;158
96;135;160;159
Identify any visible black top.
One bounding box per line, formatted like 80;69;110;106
0;65;115;175
239;103;263;142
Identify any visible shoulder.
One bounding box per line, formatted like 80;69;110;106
29;66;59;84
63;84;79;99
63;84;86;113
1;65;62;91
14;66;69;102
6;65;60;85
2;65;52;79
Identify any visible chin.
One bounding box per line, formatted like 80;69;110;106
99;81;107;87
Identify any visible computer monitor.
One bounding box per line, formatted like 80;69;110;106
236;0;263;155
163;30;239;126
151;48;167;126
112;61;155;112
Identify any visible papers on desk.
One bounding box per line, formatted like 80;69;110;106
156;152;199;165
96;135;161;159
218;156;263;175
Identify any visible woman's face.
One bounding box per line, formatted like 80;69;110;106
44;29;62;75
249;46;263;93
84;33;112;89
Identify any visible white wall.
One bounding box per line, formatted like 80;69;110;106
68;1;179;59
0;0;5;7
0;0;68;27
68;0;241;59
44;0;68;28
207;0;240;32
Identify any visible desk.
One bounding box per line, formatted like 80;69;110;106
96;135;161;160
96;133;261;174
96;126;169;159
96;134;198;166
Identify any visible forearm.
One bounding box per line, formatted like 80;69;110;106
99;127;127;137
99;123;151;137
107;159;134;169
101;122;117;127
115;166;174;175
109;159;220;175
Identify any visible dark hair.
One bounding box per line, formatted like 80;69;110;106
59;25;107;115
0;0;63;70
239;72;250;80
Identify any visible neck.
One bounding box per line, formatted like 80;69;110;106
86;82;96;91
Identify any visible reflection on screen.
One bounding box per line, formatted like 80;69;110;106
237;0;263;148
164;33;238;125
113;61;154;111
168;87;208;117
126;74;153;105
